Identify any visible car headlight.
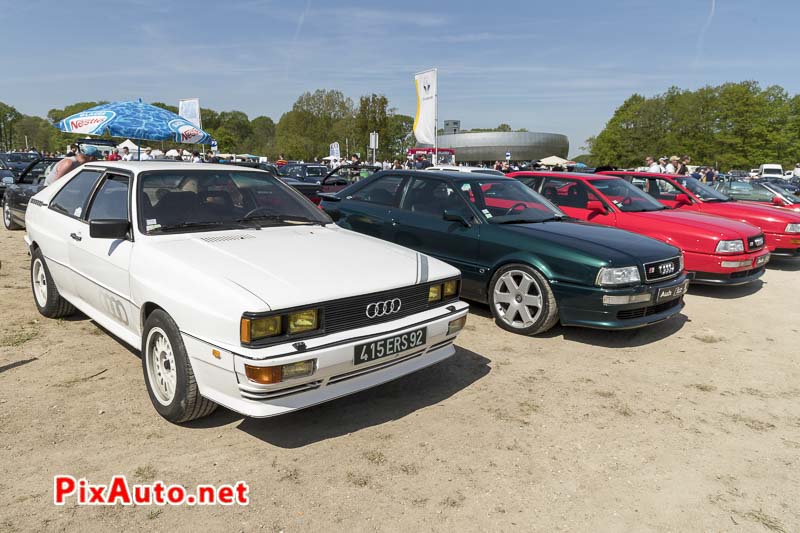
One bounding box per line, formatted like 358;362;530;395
785;223;800;233
428;284;442;302
596;266;641;287
716;239;745;253
288;309;319;334
241;308;321;343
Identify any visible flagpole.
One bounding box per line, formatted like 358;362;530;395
433;68;438;166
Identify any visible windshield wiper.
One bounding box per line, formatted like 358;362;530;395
154;221;244;232
236;214;326;226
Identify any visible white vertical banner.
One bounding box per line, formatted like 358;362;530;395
329;142;340;159
178;98;202;128
413;69;437;146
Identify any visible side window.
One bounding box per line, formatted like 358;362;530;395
541;178;597;209
87;176;130;221
287;167;303;178
403;178;465;216
349;175;405;206
650;178;681;200
50;170;104;219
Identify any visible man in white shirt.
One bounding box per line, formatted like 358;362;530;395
665;155;678;173
645;156;661;173
140;147;153;161
793;164;800;178
121;147;134;161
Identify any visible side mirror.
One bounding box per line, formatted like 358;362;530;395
443;209;472;227
586;200;606;214
2;176;14;185
772;196;784;206
675;193;691;205
89;219;130;240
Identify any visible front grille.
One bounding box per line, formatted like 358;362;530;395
747;234;765;251
616;297;682;320
643;256;682;282
244;279;459;347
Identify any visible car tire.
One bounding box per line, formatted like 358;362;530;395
488;263;559;335
30;248;76;318
142;309;218;423
3;198;21;230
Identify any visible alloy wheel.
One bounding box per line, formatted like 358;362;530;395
493;269;543;329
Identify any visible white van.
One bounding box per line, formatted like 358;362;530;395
758;164;784;179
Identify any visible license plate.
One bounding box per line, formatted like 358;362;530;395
656;280;689;303
756;254;769;266
354;328;426;366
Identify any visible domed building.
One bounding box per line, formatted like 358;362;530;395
427;121;569;164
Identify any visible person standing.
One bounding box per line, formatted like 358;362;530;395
44;146;101;186
676;156;690;175
665;156;679;174
107;148;122;161
645;156;660;173
192;151;202;163
140;147;153;161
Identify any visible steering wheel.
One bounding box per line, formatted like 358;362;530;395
504;203;528;216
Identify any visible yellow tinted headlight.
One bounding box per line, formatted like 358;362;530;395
250;316;282;340
443;279;458;298
288;309;319;334
428;284;442;302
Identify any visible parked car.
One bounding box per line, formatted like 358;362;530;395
0;152;41;176
24;162;469;422
758;163;784;179
3;157;61;230
280;163;332;183
320;170;690;336
0;158;15;196
600;171;800;260
229;161;321;203
512;172;770;285
713;180;800;212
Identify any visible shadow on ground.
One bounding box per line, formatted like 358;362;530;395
467;301;689;348
688;280;764;299
768;258;800;272
186;346;491;447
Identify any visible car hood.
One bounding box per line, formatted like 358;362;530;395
696;200;800;232
145;225;454;311
501;219;680;265
615;210;763;254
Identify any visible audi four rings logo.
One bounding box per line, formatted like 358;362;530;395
366;299;402;318
659;263;675;275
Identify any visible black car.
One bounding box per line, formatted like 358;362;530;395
230;161;322;202
280;163;332;183
0;159;15;196
0;152;41;176
3;157;61;230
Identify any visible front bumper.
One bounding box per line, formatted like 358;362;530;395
553;274;688;330
182;301;469;418
765;232;800;257
684;249;770;284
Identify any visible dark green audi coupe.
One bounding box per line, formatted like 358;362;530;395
320;170;689;335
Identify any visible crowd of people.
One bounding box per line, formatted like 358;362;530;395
643;155;721;183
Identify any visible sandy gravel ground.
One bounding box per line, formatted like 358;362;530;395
1;226;799;533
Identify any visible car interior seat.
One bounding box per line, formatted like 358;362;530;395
153;191;202;225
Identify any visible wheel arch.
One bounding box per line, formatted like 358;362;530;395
484;255;554;298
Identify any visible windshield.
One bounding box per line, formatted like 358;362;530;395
305;166;328;177
716;181;777;202
589;178;666;212
6;153;38;163
674;176;730;201
762;168;783;175
768;183;800;204
138;169;330;234
459;179;565;223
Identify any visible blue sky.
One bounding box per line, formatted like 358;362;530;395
1;0;798;156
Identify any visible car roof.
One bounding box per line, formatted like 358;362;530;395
83;161;266;173
508;170;619;181
372;169;513;182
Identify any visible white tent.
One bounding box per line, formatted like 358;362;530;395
116;139;139;152
539;155;570;167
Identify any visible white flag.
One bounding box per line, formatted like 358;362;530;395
413;69;437;145
178;98;202;128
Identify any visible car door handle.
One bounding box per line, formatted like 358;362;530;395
69;232;82;242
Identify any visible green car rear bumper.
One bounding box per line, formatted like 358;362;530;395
553;274;689;330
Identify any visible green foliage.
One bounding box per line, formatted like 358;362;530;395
588;81;800;170
466;123;526;133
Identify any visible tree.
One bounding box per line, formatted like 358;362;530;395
0;102;22;151
355;94;389;160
